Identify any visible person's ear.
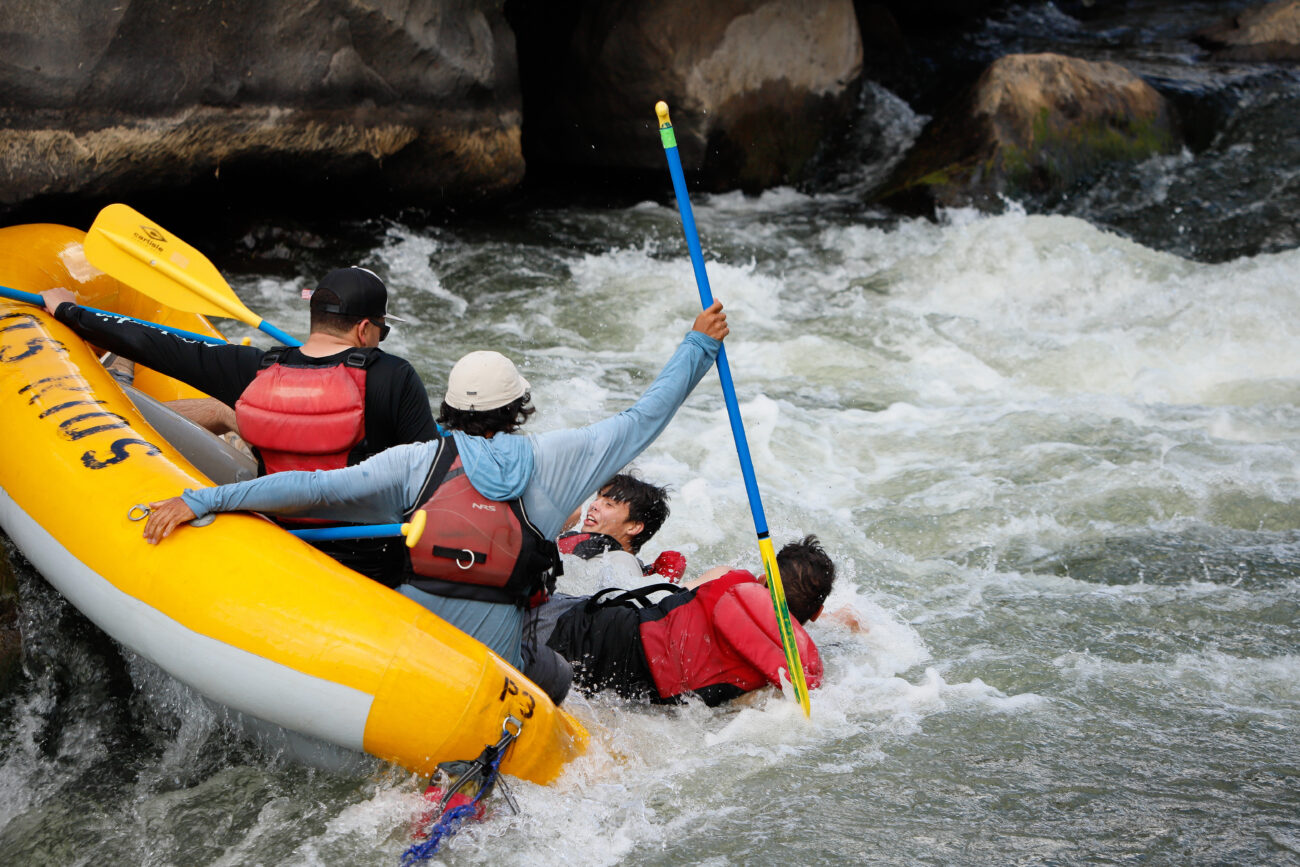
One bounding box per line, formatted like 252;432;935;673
625;520;644;542
810;605;824;622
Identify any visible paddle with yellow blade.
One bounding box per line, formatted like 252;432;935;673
85;203;302;347
654;101;812;717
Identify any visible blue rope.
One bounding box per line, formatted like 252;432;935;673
400;747;507;865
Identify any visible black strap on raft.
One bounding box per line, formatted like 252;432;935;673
401;716;523;864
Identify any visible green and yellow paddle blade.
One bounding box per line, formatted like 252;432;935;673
85;204;299;345
758;537;812;711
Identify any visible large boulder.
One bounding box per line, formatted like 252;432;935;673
509;0;863;193
880;52;1182;213
0;0;523;213
1195;0;1300;61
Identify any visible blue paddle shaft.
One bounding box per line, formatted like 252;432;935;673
1;284;228;345
660;142;772;538
289;524;405;541
659;108;810;716
258;320;301;347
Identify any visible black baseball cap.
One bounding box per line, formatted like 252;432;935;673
310;267;403;320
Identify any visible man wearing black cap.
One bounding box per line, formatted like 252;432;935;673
41;267;438;582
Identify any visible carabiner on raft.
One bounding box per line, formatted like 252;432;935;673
403;716;525;864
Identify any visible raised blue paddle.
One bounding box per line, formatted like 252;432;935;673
655;100;812;716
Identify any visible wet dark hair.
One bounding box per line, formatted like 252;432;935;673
776;535;836;623
437;395;536;437
308;289;365;335
598;474;670;553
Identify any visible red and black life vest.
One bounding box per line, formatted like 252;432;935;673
235;347;377;474
558;531;685;581
557;531;623;559
402;436;561;607
636;571;822;706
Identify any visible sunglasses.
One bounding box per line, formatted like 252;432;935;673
368;318;391;341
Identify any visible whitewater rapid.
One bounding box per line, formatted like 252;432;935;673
2;191;1297;864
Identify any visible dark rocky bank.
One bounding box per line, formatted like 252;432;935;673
0;0;1297;255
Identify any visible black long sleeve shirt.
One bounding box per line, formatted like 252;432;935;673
54;303;439;463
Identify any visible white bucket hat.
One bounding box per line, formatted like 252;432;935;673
444;350;530;411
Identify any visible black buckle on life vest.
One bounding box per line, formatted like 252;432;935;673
258;346;288;369
344;349;375;368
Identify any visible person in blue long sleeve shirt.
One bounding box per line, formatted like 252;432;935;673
141;301;729;681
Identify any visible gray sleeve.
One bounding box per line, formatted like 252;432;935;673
180;441;440;524
521;331;720;538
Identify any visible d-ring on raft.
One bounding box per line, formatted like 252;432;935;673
128;503;216;528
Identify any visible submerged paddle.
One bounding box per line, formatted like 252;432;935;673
0;284;227;345
129;504;427;548
290;510;428;548
655;101;812;717
85;204;301;346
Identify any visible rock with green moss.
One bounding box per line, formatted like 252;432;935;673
879;52;1182;214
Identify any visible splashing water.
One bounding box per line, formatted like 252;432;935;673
2;186;1298;865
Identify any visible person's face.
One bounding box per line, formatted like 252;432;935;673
583;493;642;552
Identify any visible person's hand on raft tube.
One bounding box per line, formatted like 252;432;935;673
692;300;729;341
40;287;76;314
142;497;197;544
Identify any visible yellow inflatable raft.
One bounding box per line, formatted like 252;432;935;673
0;223;587;783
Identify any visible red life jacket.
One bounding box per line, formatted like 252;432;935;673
637;570;822;706
234;348;375;474
403;436;561;607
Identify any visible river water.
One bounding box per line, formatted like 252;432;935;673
4;3;1300;865
3;188;1298;865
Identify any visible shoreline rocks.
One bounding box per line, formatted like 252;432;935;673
1195;0;1300;61
0;0;525;213
510;0;864;193
0;0;1294;223
1;0;864;214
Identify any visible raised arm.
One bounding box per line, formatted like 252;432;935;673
522;302;727;538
